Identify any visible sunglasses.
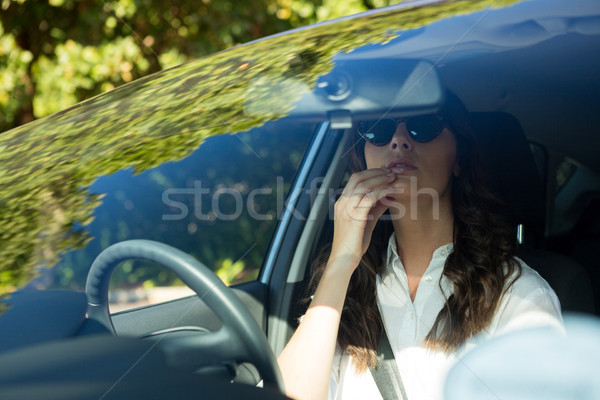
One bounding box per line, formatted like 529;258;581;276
357;114;445;146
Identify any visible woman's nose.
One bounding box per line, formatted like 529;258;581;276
389;124;412;151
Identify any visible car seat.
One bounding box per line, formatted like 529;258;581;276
470;112;595;314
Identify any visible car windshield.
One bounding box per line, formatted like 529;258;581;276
24;118;314;292
1;0;464;302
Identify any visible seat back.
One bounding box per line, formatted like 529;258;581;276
469;112;595;314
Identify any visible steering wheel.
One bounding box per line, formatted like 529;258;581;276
85;239;284;393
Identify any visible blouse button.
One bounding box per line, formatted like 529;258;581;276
410;313;414;320
424;275;432;283
441;249;448;257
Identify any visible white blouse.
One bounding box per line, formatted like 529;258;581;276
328;233;563;400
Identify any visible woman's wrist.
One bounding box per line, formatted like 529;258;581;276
308;256;355;311
326;251;360;277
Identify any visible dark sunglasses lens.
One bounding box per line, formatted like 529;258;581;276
405;115;444;143
360;119;397;145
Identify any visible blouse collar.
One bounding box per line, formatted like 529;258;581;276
383;232;454;281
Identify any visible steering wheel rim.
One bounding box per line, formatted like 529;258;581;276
85;239;284;393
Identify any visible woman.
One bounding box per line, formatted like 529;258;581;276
277;92;563;400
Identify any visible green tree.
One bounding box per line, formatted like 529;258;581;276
0;0;403;133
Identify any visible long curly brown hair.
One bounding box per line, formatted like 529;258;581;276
306;91;521;372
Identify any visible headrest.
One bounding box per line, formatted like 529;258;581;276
468;112;545;229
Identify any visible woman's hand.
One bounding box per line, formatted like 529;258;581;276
277;168;397;400
330;168;397;269
278;168;396;399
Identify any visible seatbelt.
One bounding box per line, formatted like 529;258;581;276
370;328;408;400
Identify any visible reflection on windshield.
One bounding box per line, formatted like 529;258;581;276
0;0;523;295
25;119;314;294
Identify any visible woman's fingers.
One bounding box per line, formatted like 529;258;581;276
343;185;396;221
341;168;394;197
330;169;399;264
339;169;394;209
363;195;392;236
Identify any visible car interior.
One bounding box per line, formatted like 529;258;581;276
269;110;599;356
1;1;599;398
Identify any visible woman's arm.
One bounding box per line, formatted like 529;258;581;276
277;257;354;400
277;168;396;400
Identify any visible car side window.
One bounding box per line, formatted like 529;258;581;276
29;118;315;309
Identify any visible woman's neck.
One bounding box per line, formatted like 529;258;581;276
389;196;454;280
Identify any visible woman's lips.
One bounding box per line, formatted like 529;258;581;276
390;166;416;174
387;158;417;174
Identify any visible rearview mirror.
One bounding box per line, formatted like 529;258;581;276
244;59;444;124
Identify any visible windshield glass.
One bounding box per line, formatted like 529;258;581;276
22;118;314;296
0;0;532;302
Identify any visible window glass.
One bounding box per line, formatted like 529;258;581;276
555;158;577;195
27;118;315;308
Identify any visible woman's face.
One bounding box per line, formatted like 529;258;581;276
363;120;460;204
